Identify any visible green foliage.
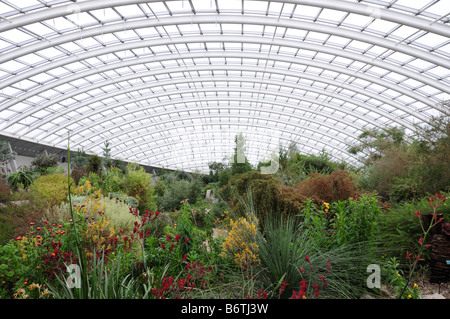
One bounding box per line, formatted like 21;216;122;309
223;171;309;226
0;140;16;162
121;163;156;212
29;174;75;208
79;172;102;190
86;154;103;175
350;115;450;203
102;141;112;169
31;152;59;175
329;194;381;247
0;242;31;298
208;161;227;183
101;167;124;193
108;192;138;209
157;174;203;212
71;148;88;168
7;170;35;191
175;202;198;256
383;257;420;299
255;215;307;297
377;192;450;262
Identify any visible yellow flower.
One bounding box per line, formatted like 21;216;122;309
413;283;418;289
407;294;412;299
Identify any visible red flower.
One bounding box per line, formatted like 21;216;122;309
161;243;166;250
182;237;190;245
175;234;181;242
305;255;311;264
278;281;289;297
414;210;421;218
166;234;171;242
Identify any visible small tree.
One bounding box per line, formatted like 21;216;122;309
86;154;103;175
71;148;88;168
31;151;59;175
0;140;16;182
102;140;112;169
231;133;253;175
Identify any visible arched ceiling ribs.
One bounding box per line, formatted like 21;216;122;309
4;60;426;135
1;0;448;37
45;90;397;147
1;15;449;90
87;116;360;165
69;95;360;149
2;14;449;67
27;88;368;140
113;131;356;166
62;98;358;150
4;49;438;129
20;71;414;139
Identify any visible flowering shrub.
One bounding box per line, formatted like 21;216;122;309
30;174;75;208
150;261;213;299
13;283;51;299
219;213;260;270
397;193;447;298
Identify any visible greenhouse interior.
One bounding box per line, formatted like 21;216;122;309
0;0;449;301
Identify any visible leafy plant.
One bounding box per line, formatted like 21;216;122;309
70;148;88;168
29;174;75;208
295;170;358;203
86;154;103;176
122;163;156;212
31;152;59;175
7;170;35;191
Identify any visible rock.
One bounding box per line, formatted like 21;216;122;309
205;189;218;203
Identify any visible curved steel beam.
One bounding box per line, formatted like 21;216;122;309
1;0;448;37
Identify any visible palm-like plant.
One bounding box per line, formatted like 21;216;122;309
7;170;35;191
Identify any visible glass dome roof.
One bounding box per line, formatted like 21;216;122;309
0;0;449;173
